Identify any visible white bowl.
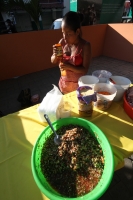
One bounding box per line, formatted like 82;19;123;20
92;70;112;83
94;83;117;110
108;76;131;101
78;75;99;89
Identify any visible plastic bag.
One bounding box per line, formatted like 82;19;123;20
37;85;63;122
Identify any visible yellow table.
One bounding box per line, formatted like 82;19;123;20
0;91;133;200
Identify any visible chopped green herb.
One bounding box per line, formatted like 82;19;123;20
41;124;104;197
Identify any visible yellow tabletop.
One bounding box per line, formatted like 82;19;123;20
0;91;133;200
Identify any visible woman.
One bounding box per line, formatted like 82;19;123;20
51;11;91;94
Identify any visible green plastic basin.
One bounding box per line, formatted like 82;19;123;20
31;117;114;200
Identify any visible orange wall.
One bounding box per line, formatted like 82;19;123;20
0;30;62;81
103;24;133;63
0;24;107;81
1;24;133;81
82;24;107;58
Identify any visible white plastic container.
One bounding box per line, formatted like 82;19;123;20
59;101;71;118
78;75;99;89
94;83;117;110
108;76;131;101
92;70;112;83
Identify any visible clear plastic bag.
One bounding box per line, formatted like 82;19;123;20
37;85;63;122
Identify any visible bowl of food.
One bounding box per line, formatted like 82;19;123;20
94;83;117;110
92;70;112;83
123;86;133;119
31;117;114;200
78;75;99;89
108;76;131;101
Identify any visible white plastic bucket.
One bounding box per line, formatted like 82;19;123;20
92;70;112;83
94;83;117;110
108;76;131;101
78;75;99;89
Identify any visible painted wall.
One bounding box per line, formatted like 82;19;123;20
0;24;107;81
0;30;61;81
82;25;107;58
103;24;133;63
1;24;133;81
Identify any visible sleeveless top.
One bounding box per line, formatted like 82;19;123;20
59;39;87;94
63;47;83;66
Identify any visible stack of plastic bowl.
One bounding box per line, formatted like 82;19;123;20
108;76;131;101
78;75;99;89
31;117;114;200
92;70;112;83
94;83;117;110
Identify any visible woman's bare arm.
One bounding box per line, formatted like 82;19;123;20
51;53;59;64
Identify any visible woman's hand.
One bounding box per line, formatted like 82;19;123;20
59;62;70;71
52;44;58;55
51;45;62;64
51;45;58;64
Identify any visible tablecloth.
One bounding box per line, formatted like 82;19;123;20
0;91;133;200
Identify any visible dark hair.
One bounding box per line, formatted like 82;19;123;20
62;11;81;32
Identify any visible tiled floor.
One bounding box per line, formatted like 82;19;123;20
0;56;133;199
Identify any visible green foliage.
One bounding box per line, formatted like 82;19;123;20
0;0;9;11
1;0;42;30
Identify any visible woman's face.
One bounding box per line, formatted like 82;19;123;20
61;21;80;45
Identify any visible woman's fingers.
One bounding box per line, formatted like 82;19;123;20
53;48;57;54
53;52;57;56
59;62;64;70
